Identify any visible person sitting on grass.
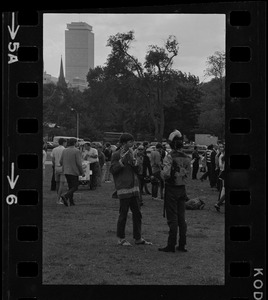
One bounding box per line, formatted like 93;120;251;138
110;133;152;247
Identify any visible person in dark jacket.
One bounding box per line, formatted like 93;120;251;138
110;133;152;247
158;130;191;253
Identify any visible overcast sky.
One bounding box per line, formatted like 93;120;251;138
43;13;225;83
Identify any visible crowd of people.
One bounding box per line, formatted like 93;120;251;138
43;130;225;251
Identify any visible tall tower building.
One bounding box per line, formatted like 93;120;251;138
57;56;67;88
65;22;94;89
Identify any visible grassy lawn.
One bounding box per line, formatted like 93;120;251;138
42;162;224;285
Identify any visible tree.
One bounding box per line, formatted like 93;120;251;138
197;77;225;139
201;51;225;139
204;50;225;110
106;31;179;141
204;51;225;80
164;71;201;140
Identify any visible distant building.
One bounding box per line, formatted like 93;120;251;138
57;56;67;89
65;22;94;90
43;71;58;85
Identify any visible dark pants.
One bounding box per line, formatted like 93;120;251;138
90;162;100;189
217;180;225;206
138;175;144;202
200;169;208;180
164;185;187;247
138;175;150;195
192;162;199;179
117;196;142;240
51;166;56;191
215;169;222;191
207;163;217;187
151;171;164;198
64;174;79;204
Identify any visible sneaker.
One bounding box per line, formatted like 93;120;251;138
152;197;162;201
176;246;188;252
199;203;205;210
158;245;175;252
118;239;132;246
57;199;64;205
135;238;152;245
60;195;68;206
214;204;220;212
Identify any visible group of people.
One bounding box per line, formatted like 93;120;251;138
43;130;225;252
192;144;225;212
43;138;114;205
109;130;190;251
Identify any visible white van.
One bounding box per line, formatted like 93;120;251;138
52;136;79;147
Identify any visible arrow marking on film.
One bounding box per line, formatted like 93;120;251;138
7;162;19;189
8;12;20;40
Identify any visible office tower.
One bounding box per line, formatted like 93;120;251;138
65;22;94;89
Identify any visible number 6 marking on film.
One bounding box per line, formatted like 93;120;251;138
6;194;18;205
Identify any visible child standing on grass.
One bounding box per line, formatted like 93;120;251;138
110;133;152;247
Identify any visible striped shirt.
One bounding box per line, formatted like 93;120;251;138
205;150;212;163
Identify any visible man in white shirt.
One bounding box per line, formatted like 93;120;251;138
83;142;100;190
51;138;67;204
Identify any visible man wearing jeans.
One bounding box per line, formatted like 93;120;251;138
60;138;84;206
110;133;152;247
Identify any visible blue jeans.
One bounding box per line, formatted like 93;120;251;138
117;196;142;240
164;185;187;247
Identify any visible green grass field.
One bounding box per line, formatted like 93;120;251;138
42;162;224;285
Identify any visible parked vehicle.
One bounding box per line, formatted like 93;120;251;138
46;141;56;149
52;136;84;147
195;134;218;146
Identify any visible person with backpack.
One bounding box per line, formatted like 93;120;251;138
158;130;191;253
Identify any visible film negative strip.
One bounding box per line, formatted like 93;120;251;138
2;3;266;299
